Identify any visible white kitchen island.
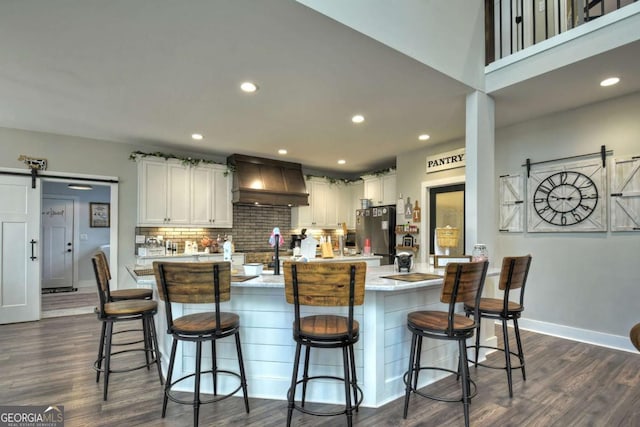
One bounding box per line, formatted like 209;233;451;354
128;261;499;408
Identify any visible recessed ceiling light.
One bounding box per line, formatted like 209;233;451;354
351;114;365;124
600;77;620;87
191;133;203;140
418;134;430;141
338;159;346;165
240;81;258;93
68;184;93;190
278;149;288;155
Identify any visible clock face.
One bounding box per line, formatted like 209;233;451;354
527;160;607;232
533;171;598;226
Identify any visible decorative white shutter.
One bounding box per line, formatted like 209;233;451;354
499;174;524;232
610;156;640;232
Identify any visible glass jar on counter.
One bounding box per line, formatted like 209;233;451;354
471;244;488;262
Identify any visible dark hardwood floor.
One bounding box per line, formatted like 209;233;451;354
1;314;639;426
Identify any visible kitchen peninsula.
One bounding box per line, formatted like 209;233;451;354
128;260;499;408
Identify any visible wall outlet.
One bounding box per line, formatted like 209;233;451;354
539;0;545;12
135;235;146;244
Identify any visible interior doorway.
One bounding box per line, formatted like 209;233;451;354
40;179;113;318
429;184;466;256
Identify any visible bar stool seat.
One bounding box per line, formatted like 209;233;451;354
102;299;157;316
298;315;359;339
172;312;240;333
471;297;522;313
110;288;153;301
92;254;163;401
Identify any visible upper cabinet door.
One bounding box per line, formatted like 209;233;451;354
212;167;233;227
363;178;382;205
190;165;232;228
165;162;191;225
362;171;396;206
190;166;213;226
138;159;169;225
611;156;640;232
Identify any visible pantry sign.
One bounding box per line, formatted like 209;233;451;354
426;148;465;173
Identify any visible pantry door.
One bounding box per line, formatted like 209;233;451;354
0;175;41;324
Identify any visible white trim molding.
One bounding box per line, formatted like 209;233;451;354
518;317;637;353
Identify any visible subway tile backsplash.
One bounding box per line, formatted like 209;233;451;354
135;205;347;255
135;205;292;254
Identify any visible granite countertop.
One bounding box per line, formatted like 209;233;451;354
127;263;500;292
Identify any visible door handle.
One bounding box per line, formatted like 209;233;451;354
30;239;37;261
67;249;72;253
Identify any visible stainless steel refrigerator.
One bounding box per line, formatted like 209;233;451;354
355;205;396;265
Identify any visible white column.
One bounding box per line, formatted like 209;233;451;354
465;91;495;259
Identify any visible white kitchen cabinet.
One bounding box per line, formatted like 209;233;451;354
138;159;232;228
191;165;233;228
138;159;190;226
362;171;396;206
291;177;345;229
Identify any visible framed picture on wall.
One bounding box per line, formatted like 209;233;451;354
90;202;110;228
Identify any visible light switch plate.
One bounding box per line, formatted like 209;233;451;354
135;235;146;244
80;233;88;241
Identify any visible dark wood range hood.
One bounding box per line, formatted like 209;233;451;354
227;154;309;206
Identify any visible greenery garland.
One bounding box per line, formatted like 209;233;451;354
305;166;395;184
129;151;235;175
130;151;393;180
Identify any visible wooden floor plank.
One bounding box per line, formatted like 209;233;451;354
1;314;639;426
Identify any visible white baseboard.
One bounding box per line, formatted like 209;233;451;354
76;280;94;288
518;317;637;353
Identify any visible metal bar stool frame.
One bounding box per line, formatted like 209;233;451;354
464;255;532;398
154;261;250;427
284;261;367;427
403;261;489;427
92;255;163;401
93;251;156;381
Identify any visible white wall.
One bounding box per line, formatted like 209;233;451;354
495;91;640;344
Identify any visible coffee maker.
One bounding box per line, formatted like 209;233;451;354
289;228;307;250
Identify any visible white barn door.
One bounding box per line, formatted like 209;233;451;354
0;175;41;324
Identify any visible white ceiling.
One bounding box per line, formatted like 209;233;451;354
1;1;639;175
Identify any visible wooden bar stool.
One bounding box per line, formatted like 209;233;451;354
283;261;367;427
93;251;155;382
464;255;532;397
153;261;249;427
91;255;163;401
403;261;488;427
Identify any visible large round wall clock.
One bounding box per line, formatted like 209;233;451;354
527;160;607;232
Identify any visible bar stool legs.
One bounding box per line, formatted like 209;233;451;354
95;313;162;401
286;342;361;427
